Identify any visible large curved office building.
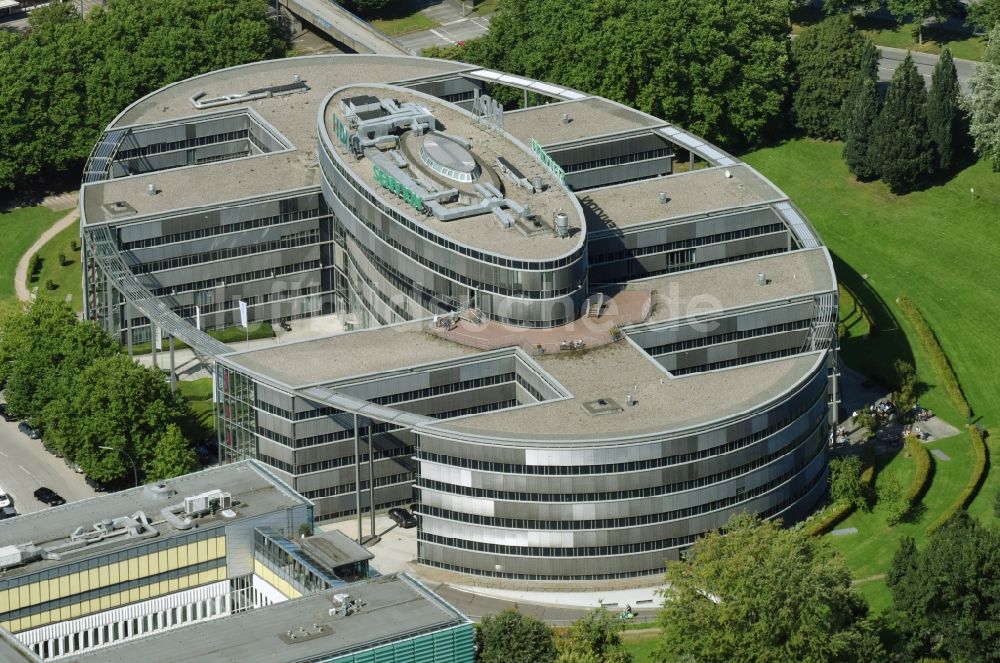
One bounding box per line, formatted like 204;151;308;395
80;55;838;582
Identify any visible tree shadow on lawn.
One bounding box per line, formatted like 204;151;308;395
833;253;917;392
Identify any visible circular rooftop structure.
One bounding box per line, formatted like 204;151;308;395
419;134;480;183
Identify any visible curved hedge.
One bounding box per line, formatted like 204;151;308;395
896;295;971;421
806;455;877;537
903;434;933;507
926;426;989;535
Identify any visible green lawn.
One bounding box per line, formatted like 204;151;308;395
743;138;1000;610
0;205;67;305
32;221;82;312
856;16;986;61
370;0;439;36
622;630;659;662
790;6;986;61
130;322;274;354
177;377;215;440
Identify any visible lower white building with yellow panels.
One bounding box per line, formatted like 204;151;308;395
0;461;312;659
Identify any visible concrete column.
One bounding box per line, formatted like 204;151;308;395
354;413;362;543
368;420;375;537
169;335;176;393
151;326;158;369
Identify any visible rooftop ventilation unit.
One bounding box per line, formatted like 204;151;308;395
561;112;571;125
757;272;768;286
183;489;233;516
554;211;570;238
659;192;669;204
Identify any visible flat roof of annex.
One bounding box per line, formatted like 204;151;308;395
82;55;479;226
0;461;309;581
71;573;468;663
324;84;587;261
578;164;787;233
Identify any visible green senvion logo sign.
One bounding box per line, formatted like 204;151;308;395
373;164;425;212
334;116;349;146
530;138;565;182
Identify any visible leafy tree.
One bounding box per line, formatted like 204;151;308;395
337;0;398;16
823;0;882;14
888;512;1000;661
887;0;959;44
829;456;872;511
886;535;918;590
878;471;909;525
926;48;965;171
44;354;192;483
0;0;286;191
656;513;883;663
871;54;936;193
968;0;1000;32
892;359;919;413
556;608;631;663
476;608;556;663
961;26;1000;170
0;299;119;426
146;424;199;481
455;0;791;150
792;15;876;139
853;404;879;437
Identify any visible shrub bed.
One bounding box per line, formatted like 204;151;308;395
903;434;933;507
926;426;989;534
806;454;877;536
897;295;971;420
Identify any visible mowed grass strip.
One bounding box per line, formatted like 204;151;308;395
741;140;1000;433
32;221;83;310
742;139;1000;608
0;206;68;304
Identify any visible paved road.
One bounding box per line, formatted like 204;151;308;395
0;415;96;518
879;45;977;92
286;0;408;55
0;0;105;31
398;10;491;53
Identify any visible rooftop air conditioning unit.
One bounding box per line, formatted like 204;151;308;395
184;489;233;515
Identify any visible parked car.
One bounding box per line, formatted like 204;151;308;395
0;404;16;422
0;506;17;520
18;421;40;439
85;476;108;492
33;487;65;507
64;458;84;474
0;486;10;508
43;442;63;458
388;507;417;529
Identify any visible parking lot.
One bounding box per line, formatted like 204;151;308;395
0;414;96;518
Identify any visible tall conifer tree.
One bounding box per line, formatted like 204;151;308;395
926;47;964;172
871;55;935;193
842;77;881;181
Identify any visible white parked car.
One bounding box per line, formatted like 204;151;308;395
0;487;11;508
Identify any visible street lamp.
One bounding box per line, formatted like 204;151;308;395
99;446;139;488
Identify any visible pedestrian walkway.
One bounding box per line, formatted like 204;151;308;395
15;205;80;302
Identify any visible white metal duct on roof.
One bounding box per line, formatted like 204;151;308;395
297;387;435;427
774;202;820;248
464;70;588;101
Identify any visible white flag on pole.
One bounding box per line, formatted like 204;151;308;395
238;300;248;330
154;325;162;351
195;305;201;331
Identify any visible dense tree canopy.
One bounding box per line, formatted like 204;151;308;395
454;0;792;150
887;513;1000;661
829;456;871;511
870;54;935;193
555;608;631;663
961;26;1000;170
475;608;556;663
968;0;1000;32
656;513;882;663
0;299;198;483
0;0;286;191
791;15;876;139
841;42;882;180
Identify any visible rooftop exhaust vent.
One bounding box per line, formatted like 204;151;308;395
659;192;669;205
561;112;571;125
144;482;176;500
581;397;623;416
757;272;769;286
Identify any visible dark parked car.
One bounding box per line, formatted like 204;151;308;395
85;476;108;492
33;487;65;507
0;506;17;520
18;421;40;439
0;404;16;422
388;507;417;529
